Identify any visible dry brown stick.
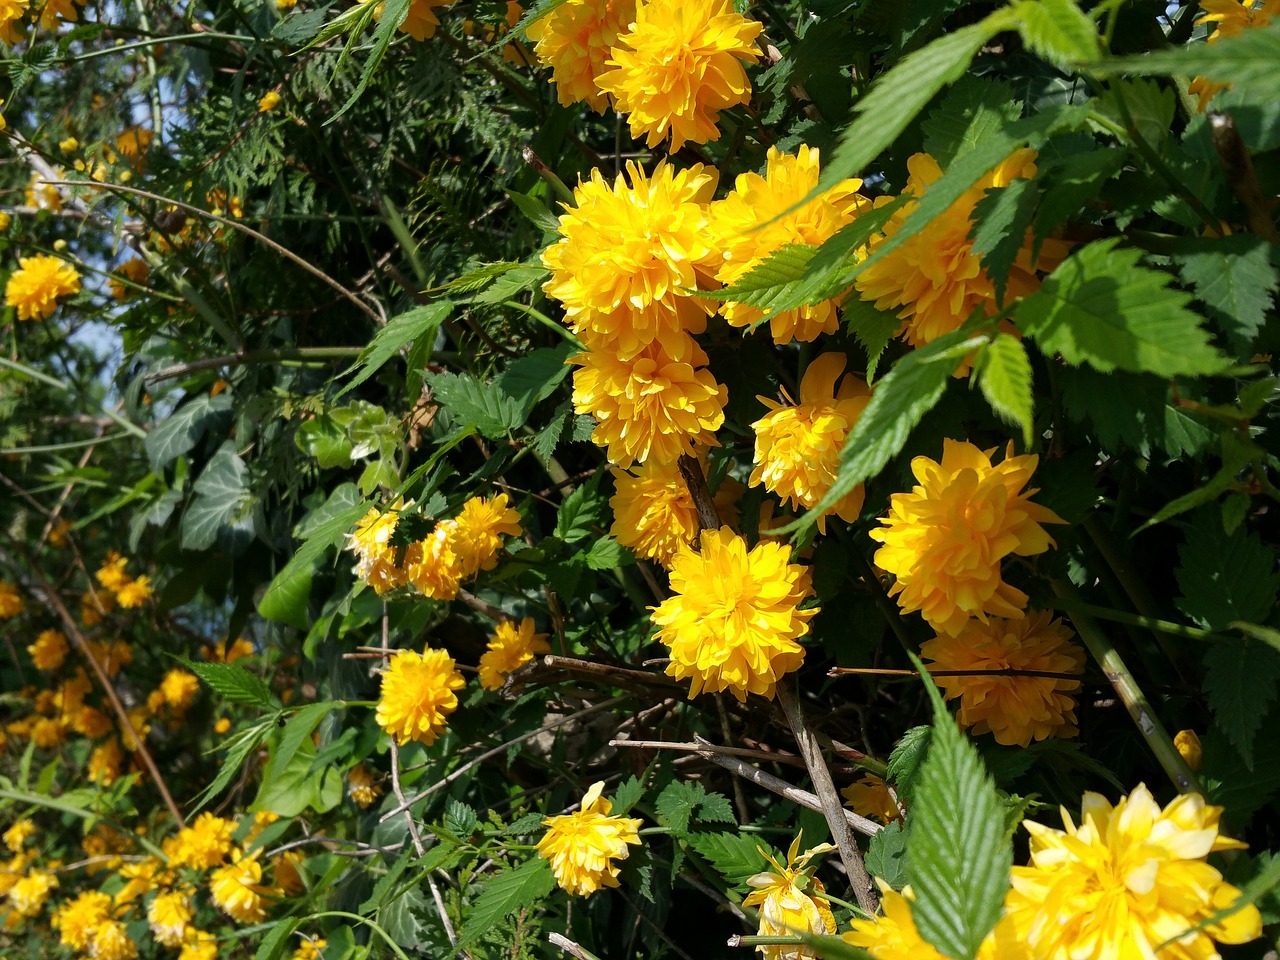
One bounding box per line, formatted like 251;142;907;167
610;738;806;768
693;737;879;839
676;454;722;540
776;682;879;914
716;693;752;823
548;933;600;960
541;654;682;689
1208;111;1280;243
456;588;513;623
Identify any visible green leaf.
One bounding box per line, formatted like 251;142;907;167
191;720;273;812
886;725;933;803
510;0;572;37
497;345;573;416
1009;0;1101;66
906;660;1011;960
806;332;978;528
263;702;343;789
145;393;232;473
470;266;549;307
1143;430;1260;529
260;489;365;628
181;444;254;552
970;178;1041;304
865;819;909;890
555;472;603;543
819;13;1013;190
1204;637;1280;769
976;334;1034;445
584;536;632;571
454;858;556;952
185;658;275;706
1015;239;1229;378
686;832;780;886
273;5;330;44
252;733;342;817
531;403;571;462
1091;78;1176;149
296;415;355;469
655;780;734;828
360;850;413;913
612;775;646;815
1176;510;1280;632
504;189;560;234
843;295;902;384
920;76;1021;168
1173;236;1278;355
255;918;302;960
379;885;430;950
444;799;478;838
1033;148;1127;253
329;0;411;121
337;303;451;400
424;371;524;439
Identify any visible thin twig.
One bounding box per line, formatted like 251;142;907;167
610;739;805;768
456;588;513;623
541;655;682;689
548;933;603;960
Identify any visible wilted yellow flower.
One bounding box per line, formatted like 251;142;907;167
869;440;1065;637
610;457;741;566
346;503;410;594
347;763;381;809
88;738;124;785
526;0;635;111
1188;0;1279;107
571;333;727;468
451;493;523;577
742;836;837;960
210;850;270;923
750;353;870;532
159;669;200;711
28;629;68;670
0;581;22;619
0;0;27;45
6;867;57;917
542;161;719;357
920;611;1084;747
841;775;901;824
855;150;1046;356
5;254;81;321
108;257;150;301
147;888;193;946
2;820;35;853
166;813;234;871
52;889;113;950
376;647;466;746
478;617;550;690
403;522;464;600
258;90;281;112
1006;784;1262;960
537;780;642;896
596;0;762;151
711;146;869;342
115;575;153;608
652;527;816;701
1175;729;1204;772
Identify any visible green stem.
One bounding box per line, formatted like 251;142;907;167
0;356;147;438
1051;580;1201;794
306;912;414;960
501;300;583;349
60;32;259;62
1048;597;1225;643
0;432;131;456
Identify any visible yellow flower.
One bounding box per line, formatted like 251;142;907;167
31;716;66;749
178;930;219;960
742;836;837;960
869;440;1065;637
711;146;869;342
48;517;72;545
0;211;9;231
450;492;523;578
920;611;1084;747
0;0;27;45
115;575;153;608
5;253;81;321
37;0;85;28
571;333;728;468
95;552;131;592
158;669;200;712
276;0;298;7
107;127;153;170
1188;0;1279;108
750;353;871;532
361;0;453;39
81;589;114;626
610;457;741;566
52;890;113;950
92;918;139;960
210;850;271;923
214;716;231;734
526;0;636;111
652;527;816;701
25;171;63;212
0;581;22;618
347;763;381;809
147;889;193;946
854;150;1045;354
293;937;327;960
6;867;56;917
346;503;410;594
478;617;550;690
88;738;123;785
108;258;150;301
1175;729;1204;772
403;522;464;600
376;647;466;746
841;775;901;824
205;637;255;662
86;639;132;677
596;0;762;151
28;629;68;670
72;705;113;738
59;136;78;153
167;813;234;871
258;90;281;112
3;820;35;853
542;161;718;357
537;780;642;896
1006;784;1262;960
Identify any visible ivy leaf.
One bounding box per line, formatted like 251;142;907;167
805;332;978;531
686;832;780;886
181;444;255;552
1173;235;1278;356
1176;510;1280;631
975;334;1034;446
337;303;450;400
1009;0;1102;66
145;393;232;473
906;660;1011;960
378;884;431;951
454;858;556;953
424;371;524;439
1015;239;1229;378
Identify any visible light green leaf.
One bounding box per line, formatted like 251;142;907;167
263;702;343;788
191;720;274;812
337;302;451;400
584;535;632;571
866;819;908;890
255;919;302;960
1010;0;1102;66
454;858;556;952
504;189;560;234
185;659;275;706
1015;239;1229;378
976;334;1034;445
424;371;524;439
329;0;411;121
555;472;603;543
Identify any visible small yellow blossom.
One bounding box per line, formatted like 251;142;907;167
273;850;305;895
81;589;114;626
841;775;902;824
95;552;130;592
0;212;10;231
115;575;153;608
258;90;282;112
88;738;124;785
59;136;78;153
28;629;68;670
403;522;464;600
360;0;453;39
526;0;636;111
159;669;200;711
92;918;139;960
375;647;466;746
147;888;193;946
537;781;642;896
742;836;837;960
178;930;219;960
52;889;113;950
0;581;22;619
346;502;410;594
478;617;550;690
166;813;234;871
5;253;81;321
108;257;150;301
25;171;63;212
7;868;57;918
610;457;741;567
210;850;271;923
1175;729;1204;772
292;937;327;960
450;492;523;578
2;820;35;853
347;763;381;809
37;0;86;29
214;717;231;734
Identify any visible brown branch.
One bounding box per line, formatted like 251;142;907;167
1208;111;1279;243
676;454;722;541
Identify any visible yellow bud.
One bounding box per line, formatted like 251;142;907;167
0;212;10;231
59;137;79;153
53;239;67;252
1174;729;1203;772
258;90;282;112
119;170;133;183
214;717;231;734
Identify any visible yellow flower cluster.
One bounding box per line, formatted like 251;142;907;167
651;527;817;701
375;647;466;746
28;629;68;670
537;781;642;896
345;493;523;598
0;580;22;618
94;551;153;609
478;617;550;690
841;774;902;825
4;253;81;321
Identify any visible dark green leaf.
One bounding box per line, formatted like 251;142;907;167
1176;510;1280;631
504;189;560;234
612;775;646;815
272;5;330;44
1173;236;1278;355
330;0;411;121
920;76;1021;168
145;393;232;473
359;850;412;913
181;444;253;552
970;178;1041;304
865;819;909;890
686;832;779;886
424;371;524;439
255;918;301;960
337;303;451;400
378;884;430;950
191;721;273;812
555;472;603;543
1204;637;1280;769
497;345;573;416
454;858;556;952
584;536;632;571
444;799;478;838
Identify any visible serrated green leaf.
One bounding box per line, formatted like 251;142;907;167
454;858;556;952
185;658;275;706
497;345;572;416
806;332;978;528
1033;148;1127;253
259;495;367;628
1015;239;1229;377
424;371;524;439
612;776;646;815
329;0;410;122
686;832;780;886
505;189;560;233
510;0;572;37
1143;430;1261;529
920;76;1021;168
970;178;1042;304
531;402;571;462
976;334;1034;445
337;303;450;400
555;472;603;542
1204;637;1280;769
470;266;549;307
906;660;1011;960
445;799;478;838
1010;0;1101;66
379;884;430;950
360;850;413;913
1091;78;1176;149
865;819;909;890
272;5;330;44
191;721;273;812
584;535;632;571
1173;236;1278;356
1176;510;1280;631
842;295;902;384
296;415;354;469
886;726;932;803
656;780;702;834
145;393;232;473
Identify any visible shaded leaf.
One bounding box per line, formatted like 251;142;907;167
337;303;450;400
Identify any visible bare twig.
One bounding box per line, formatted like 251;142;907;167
541;655;682;689
676;454;722;540
610;739;805;768
548;933;603;960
